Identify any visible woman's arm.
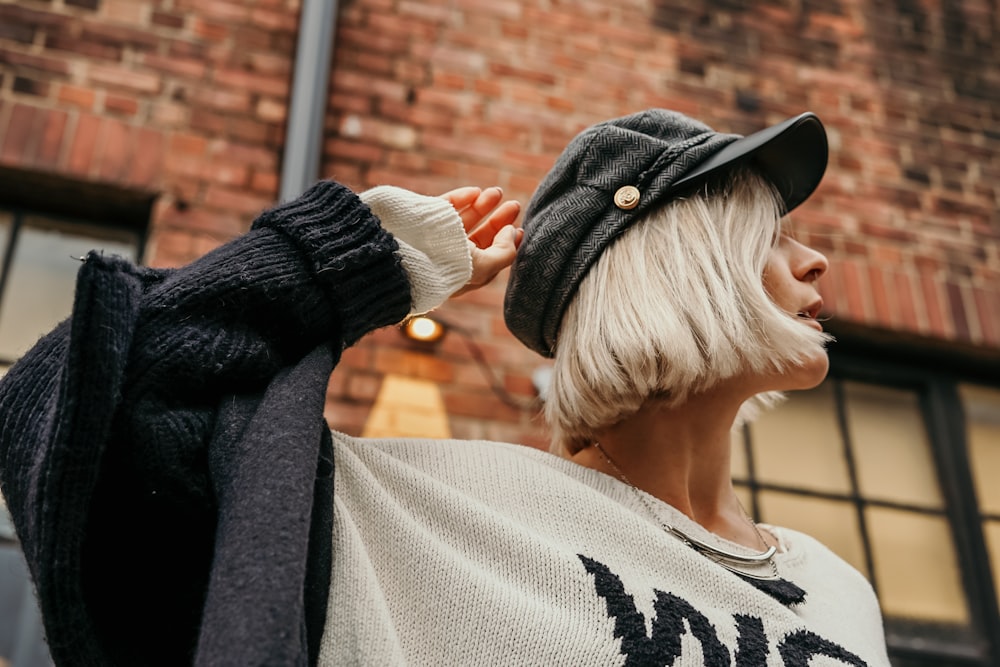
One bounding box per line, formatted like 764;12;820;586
0;179;519;665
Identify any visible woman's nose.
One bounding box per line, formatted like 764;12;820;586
792;239;828;283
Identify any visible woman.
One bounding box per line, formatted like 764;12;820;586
0;109;889;666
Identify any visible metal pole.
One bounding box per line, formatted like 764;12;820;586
279;0;339;201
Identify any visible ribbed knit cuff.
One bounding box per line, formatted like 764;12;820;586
359;186;472;315
252;181;412;345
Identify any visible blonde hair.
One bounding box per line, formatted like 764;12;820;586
546;169;829;454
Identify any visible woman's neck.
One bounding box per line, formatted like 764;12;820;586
569;384;774;549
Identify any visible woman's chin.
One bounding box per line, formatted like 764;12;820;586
782;349;831;391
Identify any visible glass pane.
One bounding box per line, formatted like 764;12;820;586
960;384;1000;515
758;491;868;577
749;382;851;494
867;507;969;625
984;520;1000;614
0;216;138;360
845;382;943;508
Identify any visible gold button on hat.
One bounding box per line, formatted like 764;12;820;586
614;185;640;210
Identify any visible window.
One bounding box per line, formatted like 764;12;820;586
733;337;1000;665
0;167;152;372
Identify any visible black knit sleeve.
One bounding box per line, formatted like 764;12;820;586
0;179;414;666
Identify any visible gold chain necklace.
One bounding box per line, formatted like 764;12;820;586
592;442;779;581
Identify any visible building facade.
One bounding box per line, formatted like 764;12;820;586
0;0;997;664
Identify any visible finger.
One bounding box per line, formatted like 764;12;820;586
468;200;521;249
440;186;482;213
459;187;505;232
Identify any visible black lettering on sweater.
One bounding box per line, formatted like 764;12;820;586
779;630;869;667
578;554;868;667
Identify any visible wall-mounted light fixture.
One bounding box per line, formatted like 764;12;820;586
398;314;545;411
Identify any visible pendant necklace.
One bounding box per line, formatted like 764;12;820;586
592;441;779;581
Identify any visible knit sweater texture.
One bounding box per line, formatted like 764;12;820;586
322;435;889;666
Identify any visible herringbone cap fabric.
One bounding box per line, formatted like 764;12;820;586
504;109;828;357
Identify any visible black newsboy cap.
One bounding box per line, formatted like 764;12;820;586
503;109;828;358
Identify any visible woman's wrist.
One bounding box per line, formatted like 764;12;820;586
360;186;472;315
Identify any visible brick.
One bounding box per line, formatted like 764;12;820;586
0;48;70;76
104;93;140;116
973;288;999;346
891;271;921;332
33;108;68;169
97;118;133;182
946;282;972;342
372;348;455;383
201;161;249;187
191;88;253;114
212;68;288;98
197;0;249;23
442;386;520;421
1;103;37;163
241;163;275;190
255;98;286;123
151;11;185;29
867;266;896;329
249;7;297;31
324;138;384;164
88;64;162;94
128;127;165;189
192;18;229;42
150;101;189;127
919;270;951;338
229;117;272;144
213;142;278;169
230;25;274;51
203;185;274;217
58;84;96;109
66;113;101;177
46;33;123;61
101;0;145;24
80;21;161;52
338;114;418;151
140;53;207;80
245;52;292;77
189;108;227;135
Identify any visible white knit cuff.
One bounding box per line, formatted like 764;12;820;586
360;186;473;315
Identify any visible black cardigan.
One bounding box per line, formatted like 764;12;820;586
0;181;412;666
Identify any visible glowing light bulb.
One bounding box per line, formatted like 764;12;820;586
403;316;446;343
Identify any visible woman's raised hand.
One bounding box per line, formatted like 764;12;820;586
441;186;523;298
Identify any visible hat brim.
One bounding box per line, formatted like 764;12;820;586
672;112;828;214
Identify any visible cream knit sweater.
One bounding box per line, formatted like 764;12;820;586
320;436;890;666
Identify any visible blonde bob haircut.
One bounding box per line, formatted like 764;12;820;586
546;168;830;455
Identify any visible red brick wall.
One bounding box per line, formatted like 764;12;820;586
322;0;999;444
0;0;996;447
0;0;300;266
